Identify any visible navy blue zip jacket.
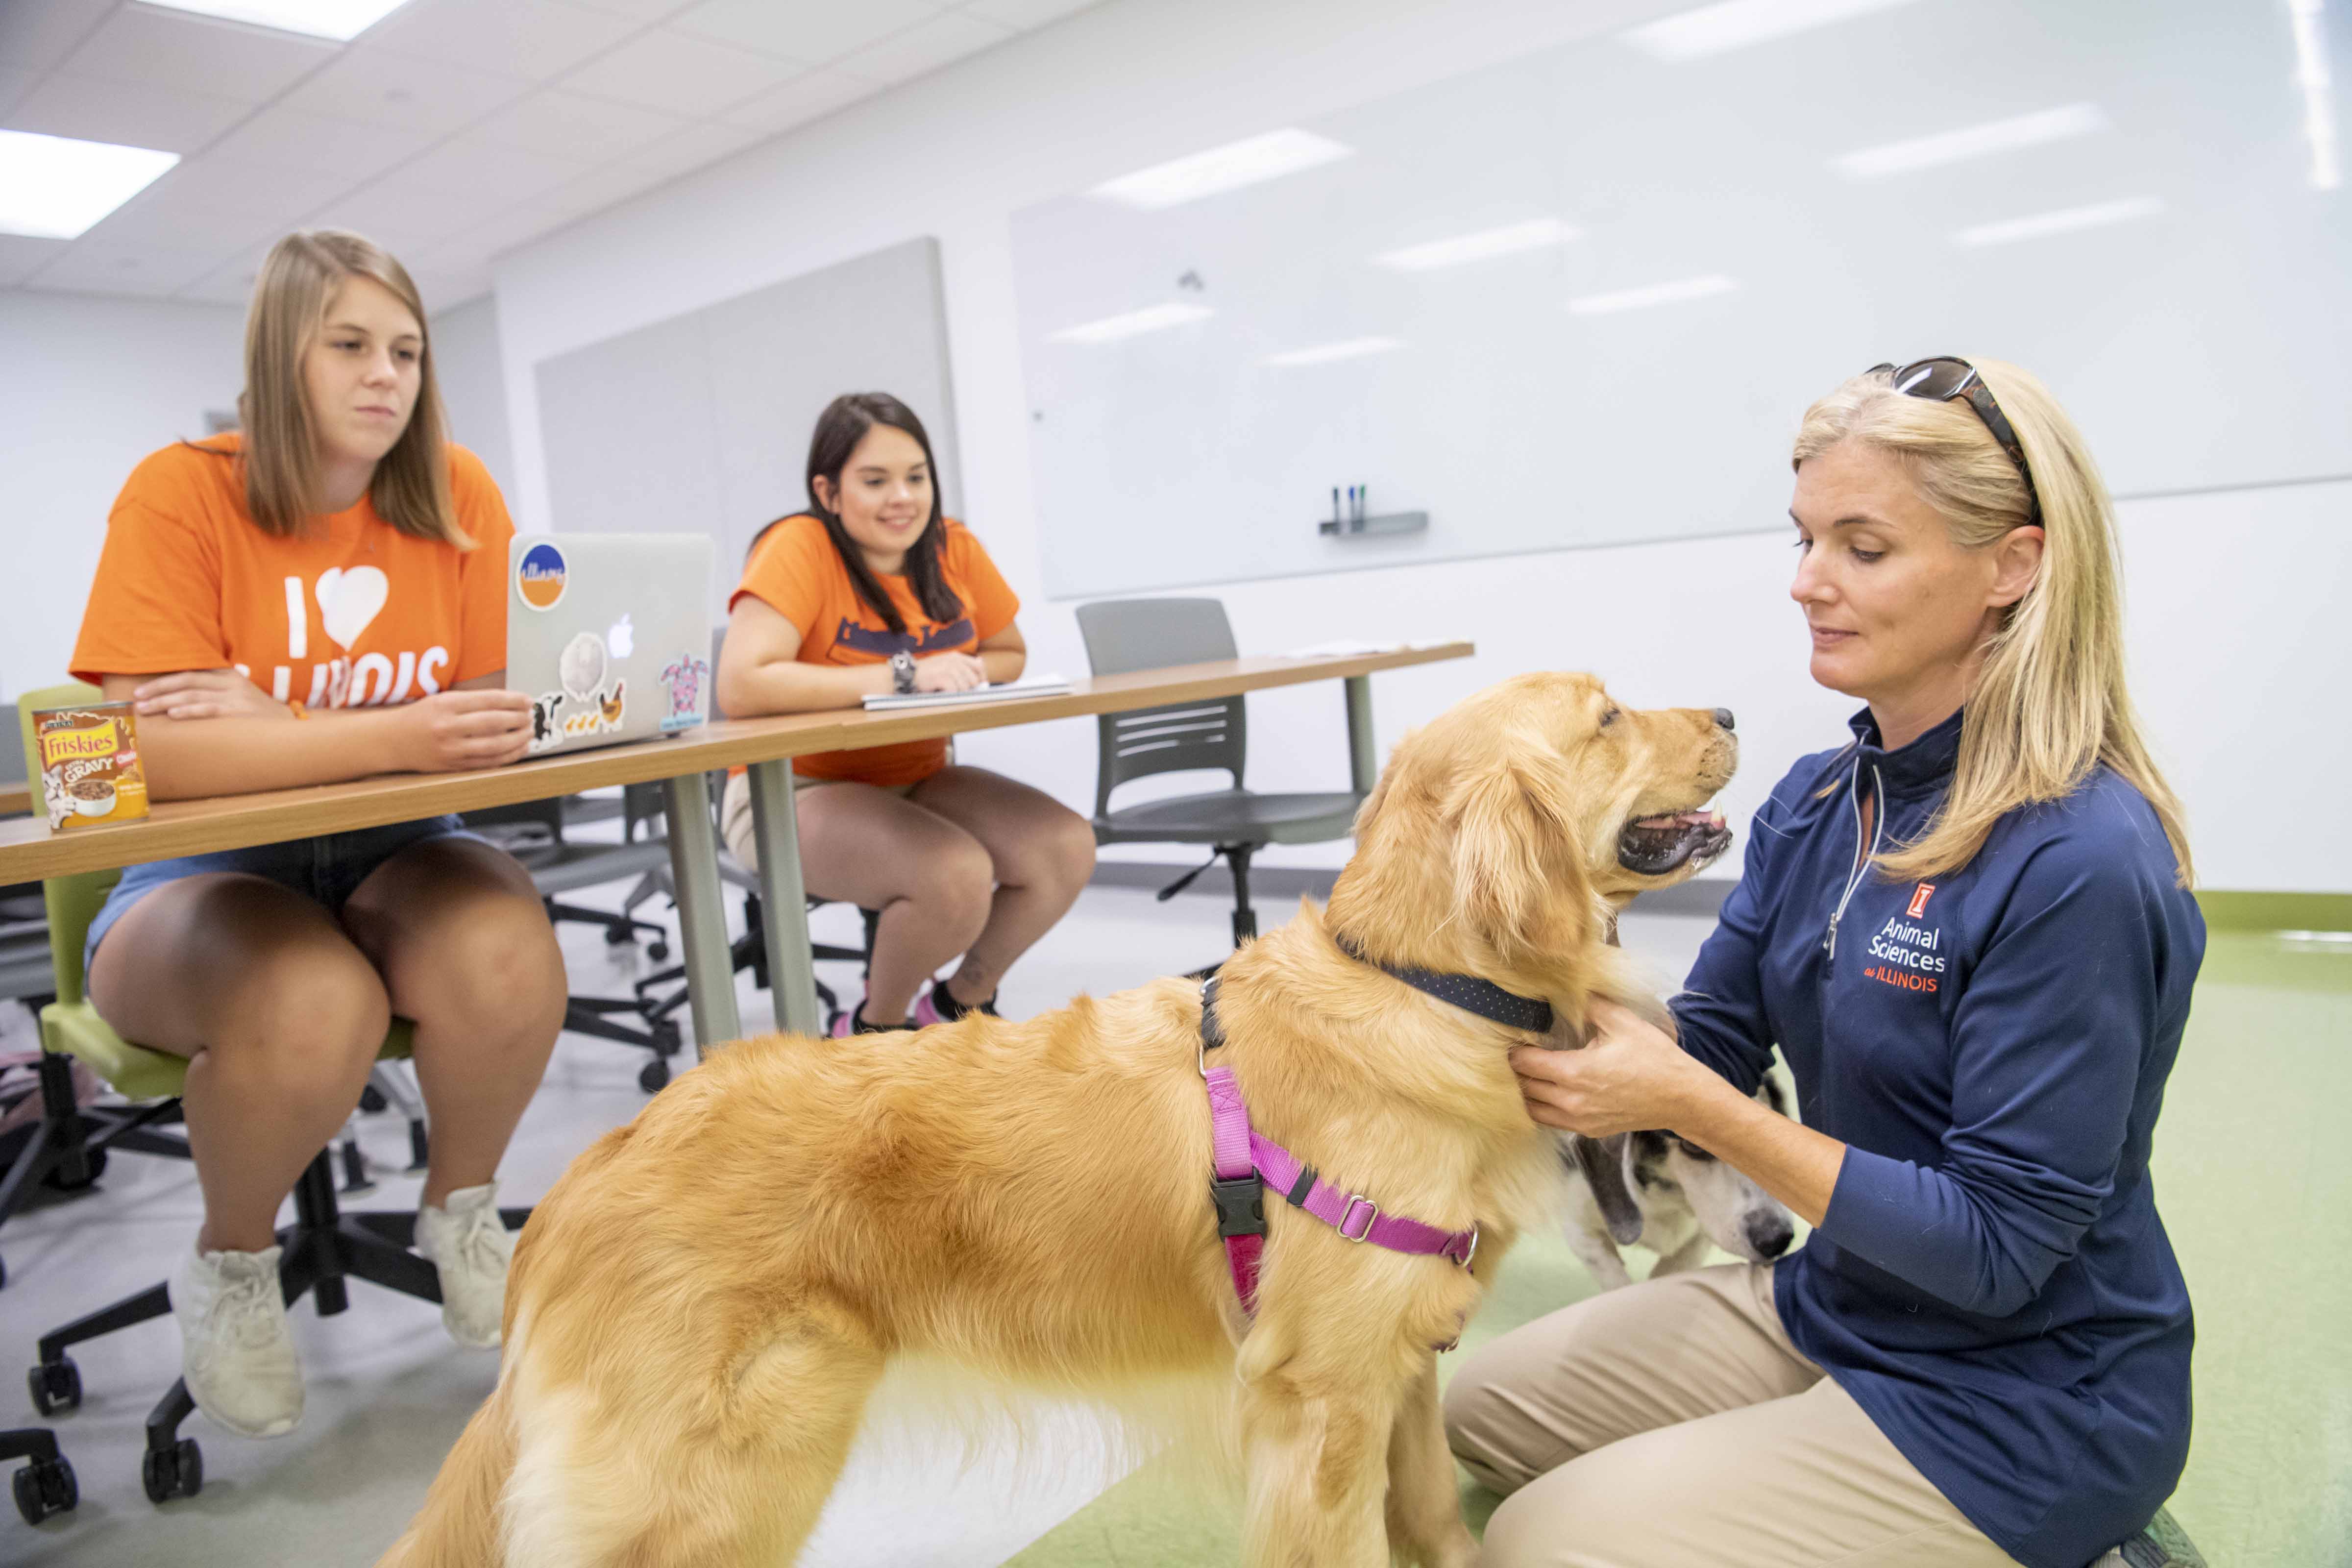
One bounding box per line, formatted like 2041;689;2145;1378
1671;708;2201;1568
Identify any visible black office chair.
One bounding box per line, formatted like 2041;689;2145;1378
1075;598;1363;949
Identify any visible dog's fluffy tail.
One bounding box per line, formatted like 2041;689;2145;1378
376;1379;517;1568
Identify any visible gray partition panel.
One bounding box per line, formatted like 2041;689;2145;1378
536;238;962;614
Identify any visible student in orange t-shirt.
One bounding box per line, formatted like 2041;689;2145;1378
66;232;564;1440
715;393;1095;1035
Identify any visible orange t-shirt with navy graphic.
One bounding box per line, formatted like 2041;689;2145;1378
730;513;1020;786
71;434;514;710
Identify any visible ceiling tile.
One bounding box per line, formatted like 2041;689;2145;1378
279;46;532;134
471;86;687;161
0;0;113;75
670;0;944;66
207;107;438;181
558;26;808;114
305;181;479;256
403;261;490;309
833;10;1009;85
615;116;760;176
537;158;671;219
957;0;1099;28
718;68;878;135
80;183;294;253
417;197;578;266
0;233;71;286
553;0;694;19
0;64;38;118
62;5;337;103
107;154;350;225
391;133;595;200
28;236;225;298
179;241;274;304
361;0;646;83
7;70;253;154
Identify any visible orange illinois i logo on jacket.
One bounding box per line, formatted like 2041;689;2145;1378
1907;882;1936;919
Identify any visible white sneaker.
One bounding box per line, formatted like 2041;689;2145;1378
415;1184;514;1349
171;1241;303;1439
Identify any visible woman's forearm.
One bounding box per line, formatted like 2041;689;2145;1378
980;646;1025;684
133;710;409;800
726;655;892;715
1671;1074;1845;1227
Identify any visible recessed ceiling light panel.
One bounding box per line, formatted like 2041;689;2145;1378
136;0;415;43
0;130;180;240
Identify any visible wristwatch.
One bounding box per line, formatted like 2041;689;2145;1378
890;650;917;694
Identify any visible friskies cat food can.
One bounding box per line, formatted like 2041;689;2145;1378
31;701;150;831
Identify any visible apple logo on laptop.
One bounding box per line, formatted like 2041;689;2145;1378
607;613;634;661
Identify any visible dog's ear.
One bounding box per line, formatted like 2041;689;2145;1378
1569;1134;1642;1246
1449;751;1593;964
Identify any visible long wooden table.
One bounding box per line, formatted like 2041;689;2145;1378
0;645;1470;1055
0;782;27;819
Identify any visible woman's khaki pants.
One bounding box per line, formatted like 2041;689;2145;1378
1443;1263;2026;1568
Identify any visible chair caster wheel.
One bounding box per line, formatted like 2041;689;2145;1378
141;1438;201;1504
359;1083;388;1113
13;1455;76;1523
42;1149;105;1191
28;1359;81;1416
648;940;670;961
604;927;634;947
638;1058;670;1093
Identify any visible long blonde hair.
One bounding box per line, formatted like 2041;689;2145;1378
235;229;466;544
1792;360;2193;886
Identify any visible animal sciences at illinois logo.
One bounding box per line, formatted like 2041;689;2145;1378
516;542;567;611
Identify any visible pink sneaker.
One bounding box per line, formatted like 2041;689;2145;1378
911;988;947;1028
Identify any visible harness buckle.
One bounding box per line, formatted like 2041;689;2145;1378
1337;1194;1380;1242
1211;1175;1267;1239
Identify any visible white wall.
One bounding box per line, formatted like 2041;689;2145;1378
430;294;516;501
481;0;2340;893
0;290;245;704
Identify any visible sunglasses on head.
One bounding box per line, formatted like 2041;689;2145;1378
1867;358;2041;524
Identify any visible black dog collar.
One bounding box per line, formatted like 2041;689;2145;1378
1332;933;1554;1035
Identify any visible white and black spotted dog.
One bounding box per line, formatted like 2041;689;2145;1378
1556;1075;1798;1289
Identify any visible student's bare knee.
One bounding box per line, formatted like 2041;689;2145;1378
221;940;390;1089
1045;808;1098;896
400;893;566;1042
912;834;996;935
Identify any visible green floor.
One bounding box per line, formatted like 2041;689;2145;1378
1007;929;2352;1568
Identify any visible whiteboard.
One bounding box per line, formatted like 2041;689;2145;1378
536;238;964;616
1009;0;2352;599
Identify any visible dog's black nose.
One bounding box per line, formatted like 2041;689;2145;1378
1713;708;1736;732
1750;1215;1794;1259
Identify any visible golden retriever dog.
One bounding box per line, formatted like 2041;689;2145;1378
379;671;1736;1568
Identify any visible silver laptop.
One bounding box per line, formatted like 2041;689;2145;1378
507;534;713;756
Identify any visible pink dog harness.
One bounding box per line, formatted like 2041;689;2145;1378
1198;975;1485;1317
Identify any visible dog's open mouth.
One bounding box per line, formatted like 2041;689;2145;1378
1617;808;1733;876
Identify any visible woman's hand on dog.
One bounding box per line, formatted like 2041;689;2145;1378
1509;1000;1722;1138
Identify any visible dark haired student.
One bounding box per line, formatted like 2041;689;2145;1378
714;392;1096;1035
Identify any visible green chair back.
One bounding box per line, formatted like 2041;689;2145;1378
14;681;410;1101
